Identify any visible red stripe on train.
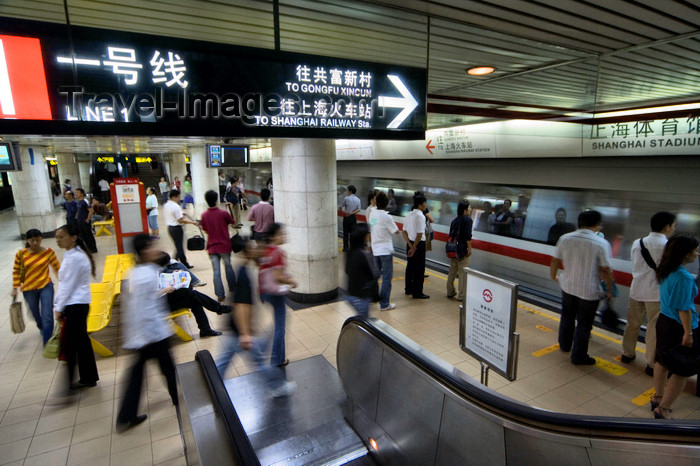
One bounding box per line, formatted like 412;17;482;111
342;211;635;288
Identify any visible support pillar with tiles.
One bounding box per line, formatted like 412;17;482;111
271;138;338;304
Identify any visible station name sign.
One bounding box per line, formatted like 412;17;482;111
0;18;426;139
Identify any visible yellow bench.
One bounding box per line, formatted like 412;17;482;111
169;308;194;342
93;218;115;236
106;253;195;343
87;281;117;357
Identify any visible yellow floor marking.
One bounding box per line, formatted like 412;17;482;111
613;354;622;361
594;357;628;376
391;276;405;281
632;388;655;406
532;343;560;357
536;325;552;333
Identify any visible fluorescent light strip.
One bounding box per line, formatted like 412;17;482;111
594;102;700;118
0;39;16;115
56;57;101;66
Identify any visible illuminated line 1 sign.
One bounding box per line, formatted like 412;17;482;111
0;18;427;140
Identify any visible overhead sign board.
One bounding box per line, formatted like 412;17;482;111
0;18;426;139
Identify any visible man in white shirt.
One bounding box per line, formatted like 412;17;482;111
98;178;110;203
163;189;199;269
371;192;400;310
620;212;676;375
402;193;429;299
550;210;613;365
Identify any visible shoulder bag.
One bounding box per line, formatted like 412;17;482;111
638;238;657;271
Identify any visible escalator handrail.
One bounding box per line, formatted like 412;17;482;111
195;350;261;466
340;316;700;438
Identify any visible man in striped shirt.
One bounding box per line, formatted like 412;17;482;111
550;210;613;365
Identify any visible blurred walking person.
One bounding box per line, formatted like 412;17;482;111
345;223;380;317
53;223;98;401
259;223;297;366
11;229;60;344
117;234;178;431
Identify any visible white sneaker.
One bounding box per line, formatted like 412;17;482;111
272;380;297;398
380;303;396;311
194;280;207;287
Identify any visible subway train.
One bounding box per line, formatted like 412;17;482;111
238;154;700;322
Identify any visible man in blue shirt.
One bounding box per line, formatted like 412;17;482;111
340;185;361;252
64;191;78;226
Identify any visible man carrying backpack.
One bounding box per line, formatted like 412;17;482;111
446;200;473;301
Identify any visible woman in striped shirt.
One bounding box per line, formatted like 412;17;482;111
11;229;61;344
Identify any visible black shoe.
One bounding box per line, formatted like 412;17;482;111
200;329;222;338
116;414;147;433
405;291;412;295
413;294;430;299
645;365;654;377
70;381;97;389
572;356;596;365
185;264;194;269
217;305;232;315
620;354;635;364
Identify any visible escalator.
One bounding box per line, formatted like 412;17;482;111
177;317;700;465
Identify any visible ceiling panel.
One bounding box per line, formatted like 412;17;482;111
2;0;700;150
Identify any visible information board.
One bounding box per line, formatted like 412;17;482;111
110;178;147;253
460;268;519;381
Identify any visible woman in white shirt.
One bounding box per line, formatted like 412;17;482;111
146;187;160;239
54;223;98;398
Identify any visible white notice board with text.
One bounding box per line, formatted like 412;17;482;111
460;268;519;381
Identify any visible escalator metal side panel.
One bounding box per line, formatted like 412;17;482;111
337;319;700;465
176;360;240;466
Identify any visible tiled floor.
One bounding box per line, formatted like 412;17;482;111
0;205;698;465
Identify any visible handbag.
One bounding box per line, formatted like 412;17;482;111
10;296;25;334
43;323;61;359
187;226;206;251
231;233;246;253
599;300;620;329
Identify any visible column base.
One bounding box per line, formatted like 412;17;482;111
287;287;339;305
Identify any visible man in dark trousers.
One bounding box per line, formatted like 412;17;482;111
74;188;97;253
163;189;198;269
550;210;613;365
340;185;361;252
402;193;429;299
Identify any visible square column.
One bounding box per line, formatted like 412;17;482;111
272;139;338;303
8;146;57;235
189;146;219;216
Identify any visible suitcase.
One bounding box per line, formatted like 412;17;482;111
10;297;25;334
187;226;206;251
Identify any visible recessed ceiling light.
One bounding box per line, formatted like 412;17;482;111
467;66;495;76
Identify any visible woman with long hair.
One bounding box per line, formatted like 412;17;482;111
258;223;297;366
11;229;60;344
54;223;98;399
652;234;699;419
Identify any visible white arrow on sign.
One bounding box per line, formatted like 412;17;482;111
378;74;418;129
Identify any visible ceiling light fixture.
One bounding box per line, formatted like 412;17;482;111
467;66;495;76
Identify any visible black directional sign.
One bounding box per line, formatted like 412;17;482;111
0;18;426;139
